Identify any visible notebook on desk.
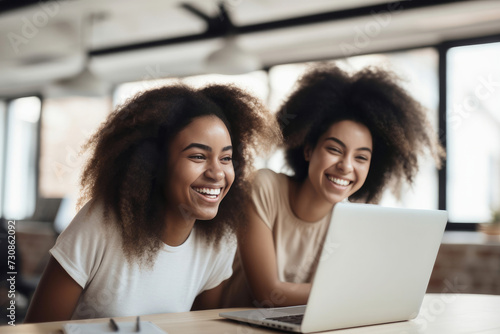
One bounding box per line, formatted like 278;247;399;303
220;202;447;333
63;320;166;334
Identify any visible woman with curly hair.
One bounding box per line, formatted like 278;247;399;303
25;83;278;322
221;64;445;307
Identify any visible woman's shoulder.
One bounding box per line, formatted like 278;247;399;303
254;169;291;201
58;198;112;238
250;169;291;228
254;168;289;188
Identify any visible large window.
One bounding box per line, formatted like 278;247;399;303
114;71;269;108
2;97;41;219
0;39;494;230
446;42;500;223
0;101;6;217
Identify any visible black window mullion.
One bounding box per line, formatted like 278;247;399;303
437;44;448;214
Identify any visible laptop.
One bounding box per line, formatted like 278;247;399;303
220;202;447;333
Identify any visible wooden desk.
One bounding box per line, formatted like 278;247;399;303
4;294;500;334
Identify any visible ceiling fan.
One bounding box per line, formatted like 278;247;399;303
182;2;262;75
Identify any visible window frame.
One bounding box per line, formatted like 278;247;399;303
437;34;500;230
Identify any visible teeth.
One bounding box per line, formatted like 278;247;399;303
327;176;350;186
193;187;221;196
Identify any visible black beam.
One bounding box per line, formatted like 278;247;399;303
0;0;66;14
441;34;500;49
180;3;213;23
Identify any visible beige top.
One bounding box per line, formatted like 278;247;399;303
221;168;332;307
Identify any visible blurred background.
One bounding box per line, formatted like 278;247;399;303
0;0;499;324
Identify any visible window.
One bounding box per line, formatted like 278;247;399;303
2;97;41;219
446;42;500;223
114;71;269;109
39;96;111;199
0;100;6;217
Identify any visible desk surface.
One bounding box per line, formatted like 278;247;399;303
4;294;500;334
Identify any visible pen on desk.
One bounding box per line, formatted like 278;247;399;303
135;316;141;332
109;318;120;332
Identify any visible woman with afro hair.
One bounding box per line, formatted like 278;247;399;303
25;83;279;322
221;64;445;307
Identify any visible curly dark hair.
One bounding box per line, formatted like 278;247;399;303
277;64;445;203
79;83;279;266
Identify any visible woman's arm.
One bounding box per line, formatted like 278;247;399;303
238;202;311;307
24;256;83;323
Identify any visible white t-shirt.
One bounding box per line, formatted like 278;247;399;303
50;200;236;319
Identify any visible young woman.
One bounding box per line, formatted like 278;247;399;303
25;84;278;322
221;64;445;307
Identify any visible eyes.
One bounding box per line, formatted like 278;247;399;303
188;154;233;164
326;146;370;162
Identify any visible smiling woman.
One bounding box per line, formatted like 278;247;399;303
24;83;279;322
304;120;373;217
163;116;235;246
221;64;445;308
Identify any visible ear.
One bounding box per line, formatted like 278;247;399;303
304;145;312;162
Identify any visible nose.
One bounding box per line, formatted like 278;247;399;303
337;155;353;174
205;160;224;181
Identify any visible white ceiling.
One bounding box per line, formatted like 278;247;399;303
0;0;500;97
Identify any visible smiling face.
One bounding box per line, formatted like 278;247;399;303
164;115;235;223
305;120;372;205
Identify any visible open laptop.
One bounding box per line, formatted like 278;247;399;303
220;202;447;333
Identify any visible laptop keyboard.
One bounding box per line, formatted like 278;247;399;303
265;314;304;325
